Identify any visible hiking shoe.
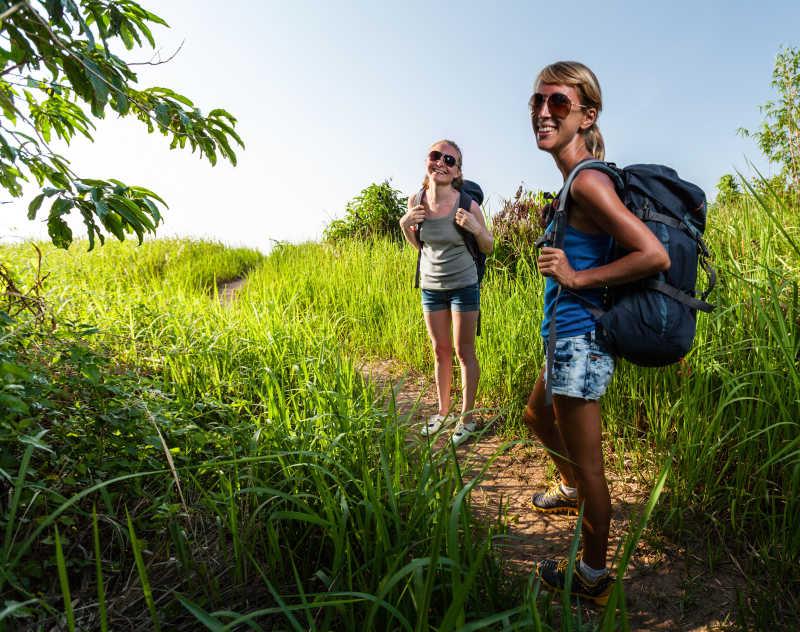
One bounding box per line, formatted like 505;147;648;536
451;421;476;446
531;484;579;515
535;555;613;606
421;414;445;437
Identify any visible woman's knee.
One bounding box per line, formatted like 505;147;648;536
522;402;555;437
454;342;476;366
431;340;453;362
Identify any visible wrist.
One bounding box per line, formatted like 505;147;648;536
568;269;585;290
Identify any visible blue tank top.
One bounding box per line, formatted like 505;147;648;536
540;224;613;340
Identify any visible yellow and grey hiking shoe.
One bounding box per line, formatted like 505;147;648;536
531;484;579;515
535;556;613;606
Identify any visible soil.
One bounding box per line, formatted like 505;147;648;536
361;358;744;632
216;277;247;304
218;278;745;631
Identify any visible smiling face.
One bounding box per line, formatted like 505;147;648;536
530;82;595;155
426;141;462;186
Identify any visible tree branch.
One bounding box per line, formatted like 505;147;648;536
128;40;185;66
0;1;29;24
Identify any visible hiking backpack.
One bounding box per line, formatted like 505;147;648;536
537;159;717;371
412;180;487;333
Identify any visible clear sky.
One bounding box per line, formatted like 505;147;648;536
2;0;799;253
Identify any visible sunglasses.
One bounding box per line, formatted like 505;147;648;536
428;150;458;168
528;92;589;119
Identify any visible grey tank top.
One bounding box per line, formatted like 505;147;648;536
419;198;478;291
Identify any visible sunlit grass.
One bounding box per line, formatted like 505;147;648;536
2;185;798;629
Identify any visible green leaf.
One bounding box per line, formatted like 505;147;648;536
18;433;53;454
27;194;45;220
47;215;73;249
126;508;161;632
51;198;75;217
101;212;125;241
154;103;170;127
91;189;110;220
54;525;76;632
0;393;29;415
45;0;64;23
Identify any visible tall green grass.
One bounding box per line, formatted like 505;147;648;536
2;238;652;630
240;192;800;626
3;181;797;629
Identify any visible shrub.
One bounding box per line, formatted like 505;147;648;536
490;185;553;270
324;180;408;242
715;174;743;205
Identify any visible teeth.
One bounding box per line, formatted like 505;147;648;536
538;125;556;133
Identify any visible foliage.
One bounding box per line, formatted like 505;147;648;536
714;173;742;205
3;177;800;627
258;180;800;627
489;184;552;270
739;45;800;192
0;239;570;631
0;0;244;249
324;180;407;242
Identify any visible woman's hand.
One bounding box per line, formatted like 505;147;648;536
455;207;481;234
400;204;426;231
538;247;579;288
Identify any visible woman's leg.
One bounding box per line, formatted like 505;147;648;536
552;394;610;570
452;310;480;424
424;309;453;417
522;368;577;487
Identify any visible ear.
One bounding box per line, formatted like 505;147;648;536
580;107;598;131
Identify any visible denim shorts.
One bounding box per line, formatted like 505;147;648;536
544;329;615;400
421;283;480;312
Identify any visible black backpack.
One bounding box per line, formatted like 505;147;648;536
537;159;716;383
412;180;486;333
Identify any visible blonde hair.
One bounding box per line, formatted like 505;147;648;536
534;61;605;160
422;139;464;190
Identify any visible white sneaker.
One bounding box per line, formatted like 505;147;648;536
421;414;445;437
451;421;477;446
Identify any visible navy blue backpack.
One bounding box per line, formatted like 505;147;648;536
538;159;716;373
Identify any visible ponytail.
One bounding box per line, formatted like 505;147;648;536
535;62;606;160
584;123;605;160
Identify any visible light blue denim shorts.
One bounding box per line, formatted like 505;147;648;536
544;329;615;401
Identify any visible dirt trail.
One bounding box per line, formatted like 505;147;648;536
217;279;742;631
361;358;743;632
217;277;246;304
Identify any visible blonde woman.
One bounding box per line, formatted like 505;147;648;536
523;62;670;605
399;140;493;445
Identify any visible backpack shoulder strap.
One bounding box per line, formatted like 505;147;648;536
455;188;480;258
543;158;614;404
413;188;426;289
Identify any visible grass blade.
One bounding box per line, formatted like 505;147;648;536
125;507;161;632
54;524;75;632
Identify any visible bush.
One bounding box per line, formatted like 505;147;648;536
324;180;408;242
490;185;552;270
715;174;743;205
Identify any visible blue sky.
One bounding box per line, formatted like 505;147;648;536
2;0;799;253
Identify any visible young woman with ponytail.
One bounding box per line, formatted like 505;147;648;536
399;140;493;446
523;62;670;605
